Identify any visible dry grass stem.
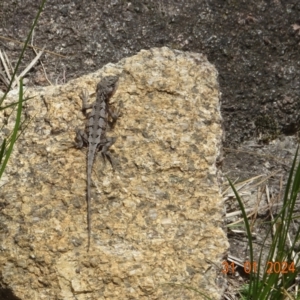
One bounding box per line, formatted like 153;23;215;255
0;35;67;58
31;30;52;85
14;48;44;89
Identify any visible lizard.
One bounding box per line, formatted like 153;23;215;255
75;75;119;251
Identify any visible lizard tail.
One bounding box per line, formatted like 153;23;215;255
87;146;96;252
87;169;91;252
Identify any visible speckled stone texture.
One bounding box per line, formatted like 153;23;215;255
0;47;228;299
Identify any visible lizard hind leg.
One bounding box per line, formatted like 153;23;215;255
101;150;115;170
99;137;117;169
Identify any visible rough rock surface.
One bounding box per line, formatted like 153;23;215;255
0;47;228;299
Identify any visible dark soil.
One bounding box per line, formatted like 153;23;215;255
1;0;300;299
1;0;299;147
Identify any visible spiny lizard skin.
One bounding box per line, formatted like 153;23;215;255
75;75;119;251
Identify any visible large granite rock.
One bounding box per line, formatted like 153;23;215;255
0;47;228;299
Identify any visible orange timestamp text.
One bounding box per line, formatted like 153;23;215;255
222;261;296;274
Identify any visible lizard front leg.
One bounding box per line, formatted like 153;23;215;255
108;106;120;122
75;128;88;148
75;90;92;148
80;90;94;115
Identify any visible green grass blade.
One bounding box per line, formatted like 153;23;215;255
0;96;34;111
0;139;6;165
0;0;47;105
227;177;256;296
257;148;300;299
280;147;298;221
0;79;23;178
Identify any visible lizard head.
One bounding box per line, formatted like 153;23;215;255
97;76;119;99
